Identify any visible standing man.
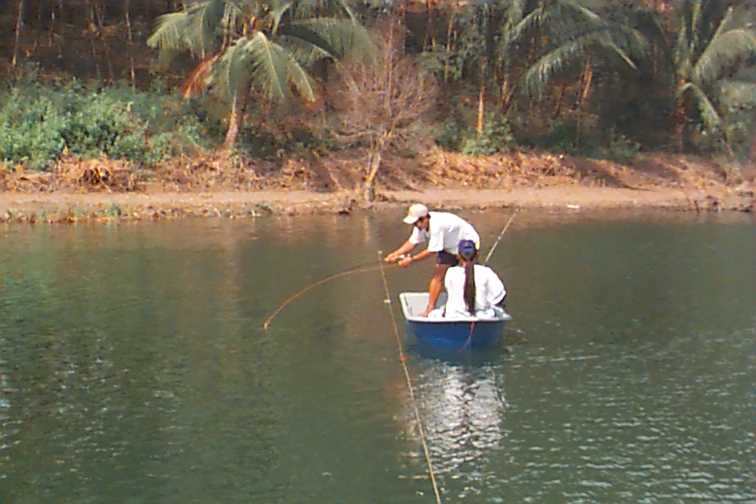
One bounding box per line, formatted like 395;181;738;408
385;203;481;317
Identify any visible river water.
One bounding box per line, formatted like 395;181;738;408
1;210;753;503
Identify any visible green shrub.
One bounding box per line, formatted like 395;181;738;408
0;83;220;170
0;93;67;170
435;119;466;151
598;130;641;164
461;117;516;156
435;116;516;155
417;49;464;82
539;120;580;153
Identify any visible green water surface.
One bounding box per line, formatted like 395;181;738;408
1;211;753;503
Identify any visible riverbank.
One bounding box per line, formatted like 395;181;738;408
1;150;753;223
0;185;752;224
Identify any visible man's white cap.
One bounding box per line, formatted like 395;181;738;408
403;203;429;224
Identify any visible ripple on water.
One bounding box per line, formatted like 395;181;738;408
2;216;755;503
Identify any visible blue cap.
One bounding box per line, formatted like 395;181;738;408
458;239;477;258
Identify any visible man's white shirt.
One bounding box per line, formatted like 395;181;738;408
408;211;481;254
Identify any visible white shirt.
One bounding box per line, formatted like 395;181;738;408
409;212;481;254
443;264;506;318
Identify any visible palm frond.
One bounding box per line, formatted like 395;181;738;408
279;33;333;65
560;0;601;23
718;80;756;108
607;41;638;70
291;0;357;20
148;1;227;56
334;0;359;23
244;32;291;102
270;0;293;34
679;81;723;133
504;0;607;53
633;8;669;58
222;3;242;45
279;18;372;64
147;12;192;51
692;29;756;86
503;0;528;30
285;54;317;101
689;0;703;56
522;29;639;99
189;0;227;57
709;5;736;44
213;37;249;96
607;23;650;65
502;4;550;51
693;28;756;86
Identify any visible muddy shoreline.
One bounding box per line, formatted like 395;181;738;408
0;185;752;224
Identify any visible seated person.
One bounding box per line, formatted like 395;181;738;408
434;239;506;319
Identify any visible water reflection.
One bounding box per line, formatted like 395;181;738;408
0;358;14;465
395;346;509;497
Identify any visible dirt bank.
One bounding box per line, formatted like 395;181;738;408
0;185;752;224
0;150;753;223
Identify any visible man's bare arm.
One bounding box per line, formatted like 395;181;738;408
385;240;416;263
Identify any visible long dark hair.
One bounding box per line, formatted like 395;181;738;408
460;247;478;314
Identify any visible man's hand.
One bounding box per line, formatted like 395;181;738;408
384;253;399;263
398;256;413;268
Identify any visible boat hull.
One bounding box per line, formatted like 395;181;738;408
399;292;510;350
406;319;506;349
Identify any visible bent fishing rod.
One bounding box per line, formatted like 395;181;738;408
262;261;402;331
262;211;518;330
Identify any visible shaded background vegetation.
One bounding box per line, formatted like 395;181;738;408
0;0;754;178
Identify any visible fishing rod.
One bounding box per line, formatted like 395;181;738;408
461;210;518;350
484;210;518;265
262;261;399;331
263;210;518;331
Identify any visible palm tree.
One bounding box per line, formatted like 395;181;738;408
502;0;647;122
147;0;372;149
496;0;528;114
671;0;755;157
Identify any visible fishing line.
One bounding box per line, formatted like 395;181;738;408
484;210;518;265
462;211;518;350
263;210;517;331
262;262;397;331
377;251;443;504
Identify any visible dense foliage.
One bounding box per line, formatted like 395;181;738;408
0;0;754;173
0;79;215;169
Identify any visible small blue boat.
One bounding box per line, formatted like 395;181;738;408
399;292;511;349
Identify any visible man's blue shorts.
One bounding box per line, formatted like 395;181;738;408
436;250;459;266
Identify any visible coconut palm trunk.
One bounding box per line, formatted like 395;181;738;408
92;1;115;83
443;7;455;83
576;61;593;146
125;0;136;89
674;92;686;152
11;0;24;67
224;88;249;150
476;57;486;136
48;0;56;47
552;83;566;119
